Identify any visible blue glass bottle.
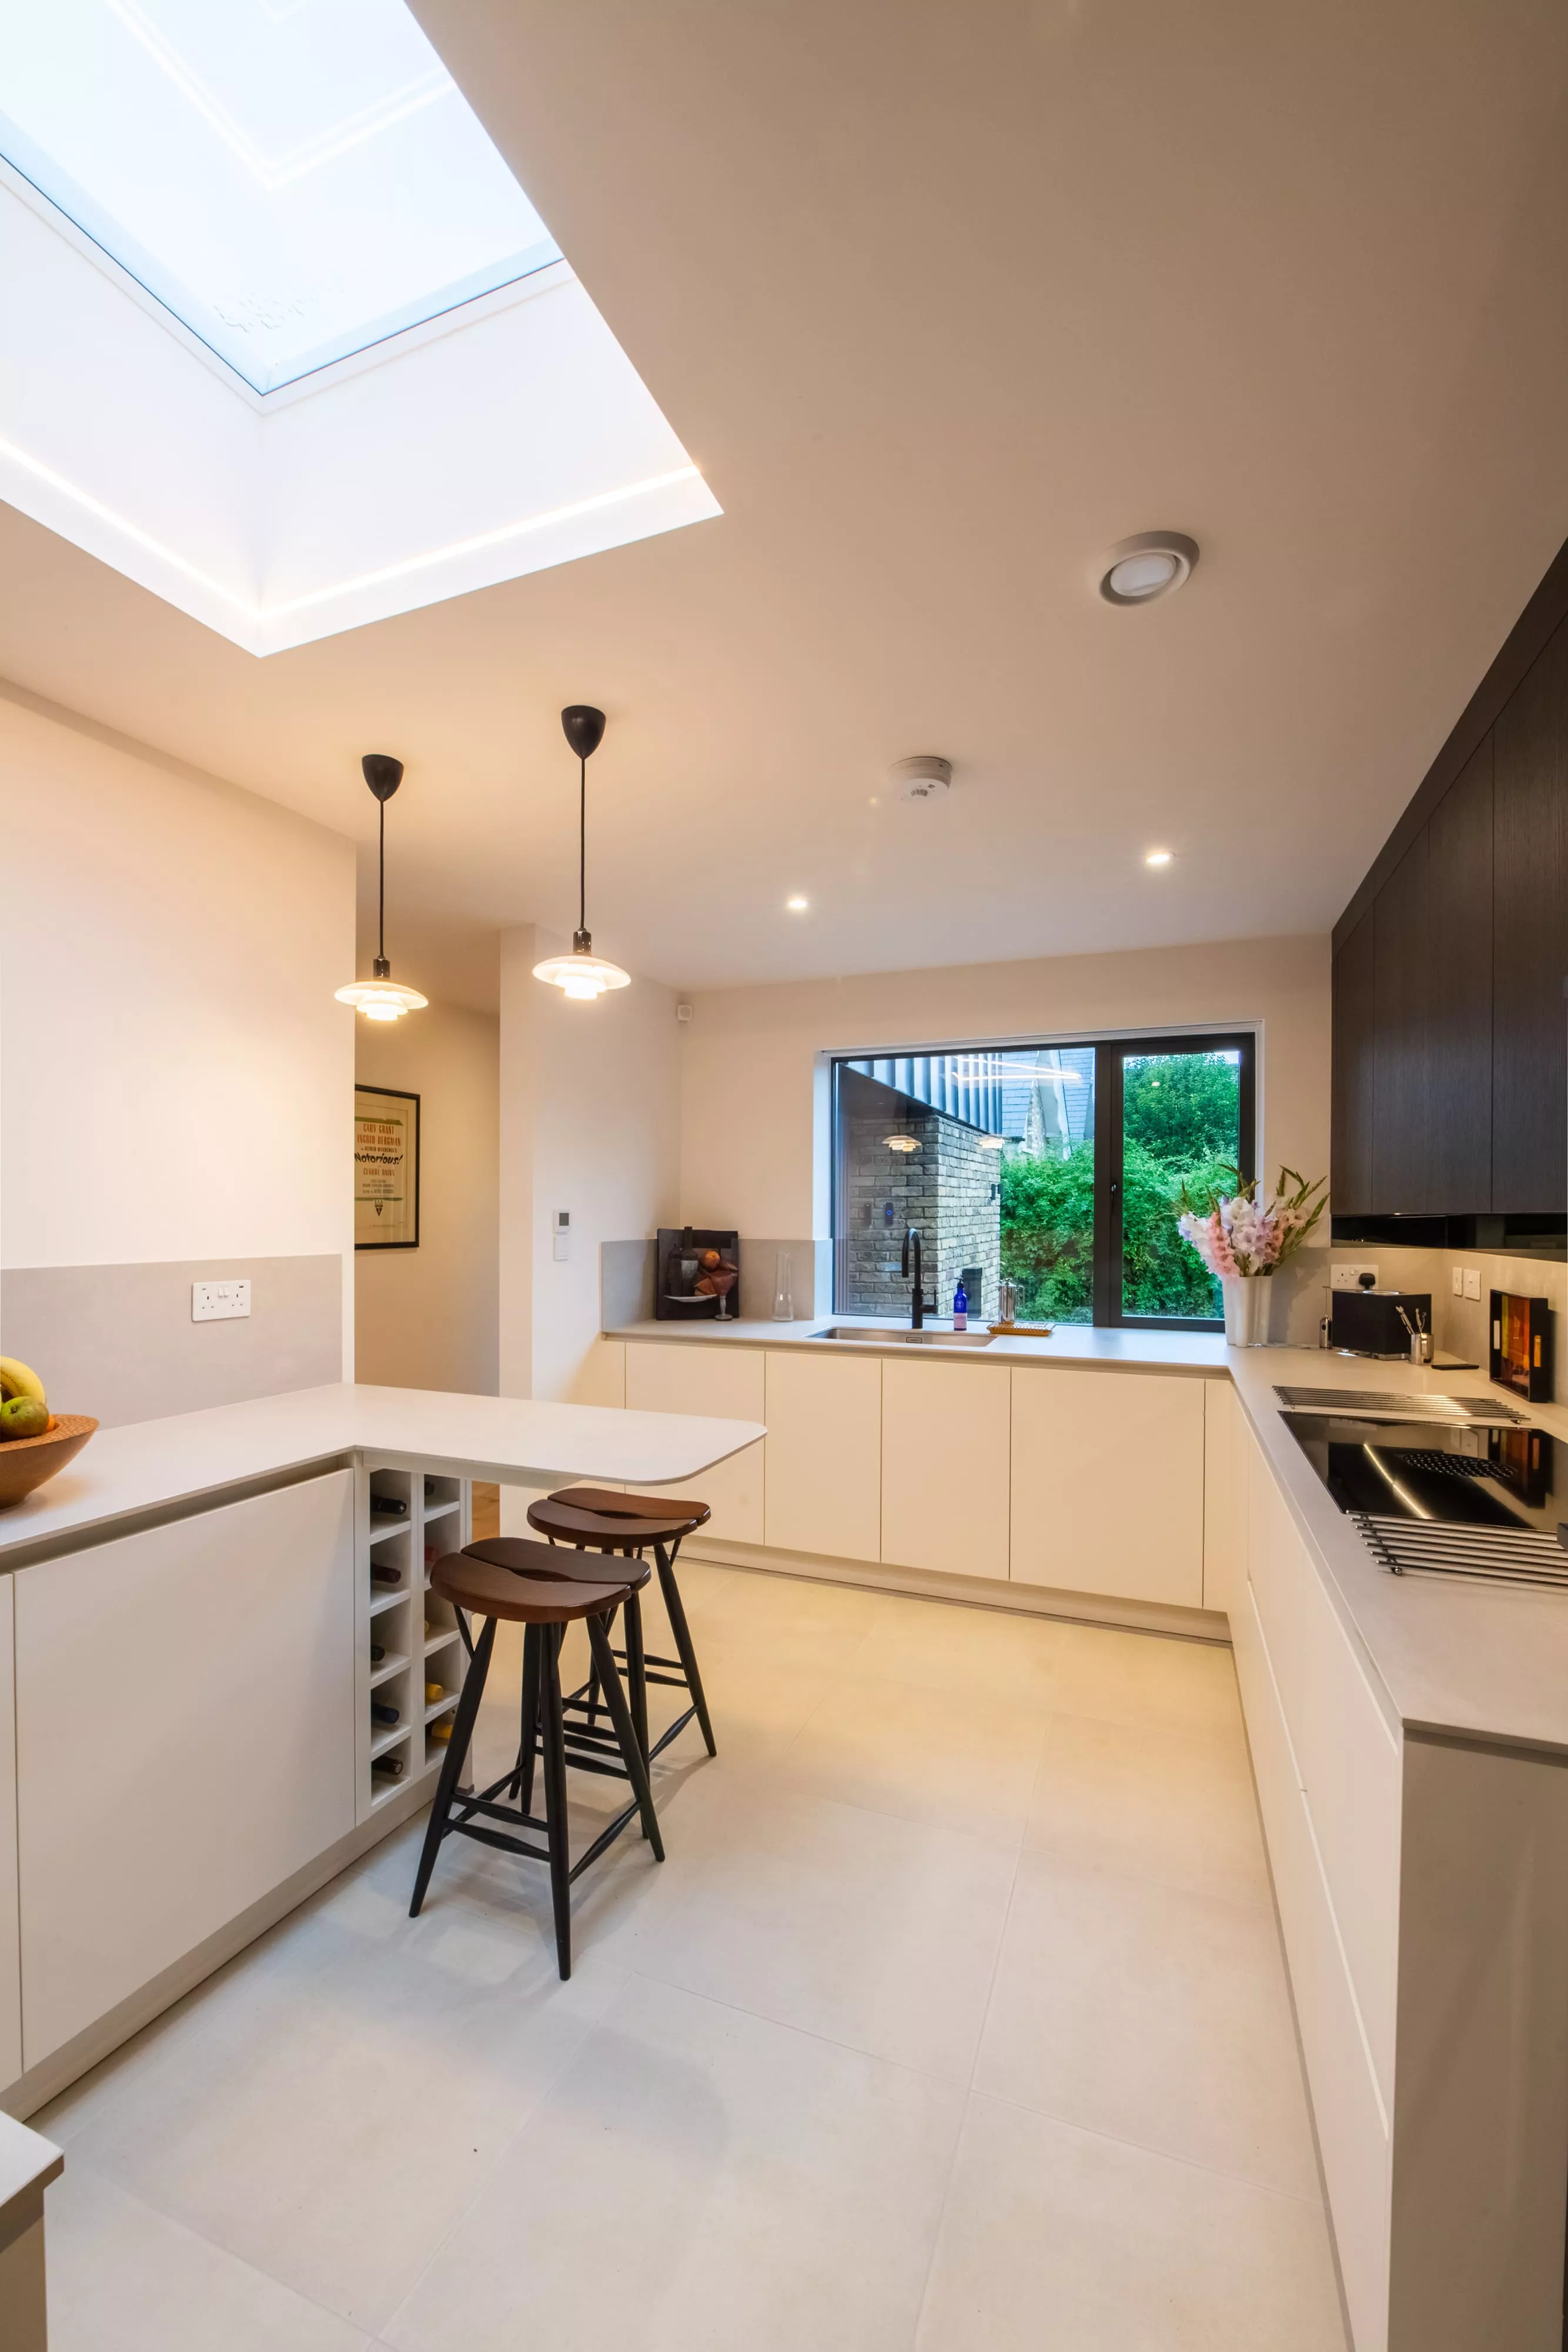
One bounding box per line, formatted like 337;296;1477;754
952;1278;968;1331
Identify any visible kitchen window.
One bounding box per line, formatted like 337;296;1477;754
830;1033;1255;1331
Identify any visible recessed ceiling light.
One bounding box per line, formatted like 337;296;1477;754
786;895;809;911
1145;848;1173;867
1098;532;1199;607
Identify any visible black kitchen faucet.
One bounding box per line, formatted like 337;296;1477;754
902;1226;937;1328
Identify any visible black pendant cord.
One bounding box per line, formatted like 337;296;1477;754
379;795;387;967
579;753;587;941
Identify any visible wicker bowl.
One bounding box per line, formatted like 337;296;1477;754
0;1415;98;1509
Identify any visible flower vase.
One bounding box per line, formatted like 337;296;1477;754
1221;1274;1272;1347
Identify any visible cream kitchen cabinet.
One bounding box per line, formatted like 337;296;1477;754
763;1348;881;1561
624;1341;765;1542
1009;1366;1204;1606
880;1356;1010;1578
14;1470;356;2068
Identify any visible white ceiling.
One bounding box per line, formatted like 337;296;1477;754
2;0;1566;1011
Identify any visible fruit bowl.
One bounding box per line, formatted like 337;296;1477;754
0;1416;98;1510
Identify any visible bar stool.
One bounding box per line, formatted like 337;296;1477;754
467;1488;716;1774
409;1545;663;1980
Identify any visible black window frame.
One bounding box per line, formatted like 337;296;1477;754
830;1031;1256;1332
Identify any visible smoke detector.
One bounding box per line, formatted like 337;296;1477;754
890;754;952;803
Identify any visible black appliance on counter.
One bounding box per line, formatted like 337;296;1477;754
656;1227;740;1320
1328;1287;1432;1359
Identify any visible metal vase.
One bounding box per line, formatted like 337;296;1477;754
1222;1274;1273;1347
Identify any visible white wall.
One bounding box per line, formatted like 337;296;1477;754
355;1001;499;1396
678;934;1331;1237
499;927;680;1403
0;684;355;1371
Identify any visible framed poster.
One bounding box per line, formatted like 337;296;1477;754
355;1085;420;1249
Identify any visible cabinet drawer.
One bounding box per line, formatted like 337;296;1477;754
1247;1445;1401;2104
1011;1367;1203;1606
764;1349;881;1561
881;1357;1009;1578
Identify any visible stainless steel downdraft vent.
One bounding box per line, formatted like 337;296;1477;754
1353;1512;1568;1591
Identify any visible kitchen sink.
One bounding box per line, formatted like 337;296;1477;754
812;1325;995;1347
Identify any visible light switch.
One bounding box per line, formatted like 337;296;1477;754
1451;1265;1465;1296
193;1278;250;1322
553;1211;570;1264
1463;1266;1482;1301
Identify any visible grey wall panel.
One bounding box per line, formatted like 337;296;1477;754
0;1255;342;1428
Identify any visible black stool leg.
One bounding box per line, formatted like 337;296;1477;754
586;1611;665;1860
655;1541;717;1756
410;1614;496;1916
623;1585;649;1768
511;1622;541;1808
540;1624;573;1979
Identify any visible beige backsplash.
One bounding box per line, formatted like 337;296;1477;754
1311;1244;1567;1394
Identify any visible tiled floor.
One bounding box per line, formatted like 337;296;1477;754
37;1563;1349;2350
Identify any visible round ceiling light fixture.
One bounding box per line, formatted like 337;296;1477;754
533;705;631;1001
1145;848;1173;867
335;753;429;1021
1098;532;1199;607
890;754;952;804
884;1134;922;1153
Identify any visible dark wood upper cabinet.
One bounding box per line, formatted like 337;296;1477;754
1332;907;1376;1215
1371;828;1429;1211
1492;614;1568;1213
1425;736;1493;1212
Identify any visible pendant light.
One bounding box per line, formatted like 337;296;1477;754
533;705;631;1000
335;754;429;1021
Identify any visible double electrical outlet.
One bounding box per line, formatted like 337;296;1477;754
1451;1264;1482;1301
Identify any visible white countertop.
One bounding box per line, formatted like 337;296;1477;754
1226;1347;1568;1758
609;1314;1230;1373
0;1383;765;1566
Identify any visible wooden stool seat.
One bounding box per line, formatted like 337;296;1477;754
431;1548;645;1622
411;1551;661;1980
520;1495;710;1549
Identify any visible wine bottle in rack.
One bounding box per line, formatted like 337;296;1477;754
371;1700;401;1726
369;1642;386;1666
370;1561;402;1588
372;1755;406;1782
429;1720;453;1744
371;1494;409;1516
424;1681;446;1704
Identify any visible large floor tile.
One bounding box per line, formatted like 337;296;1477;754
783;1668;1049;1851
46;2165;374;2352
1026;1708;1271;1906
48;1830;628;2333
384;1974;966;2352
852;1589;1076;1703
916;2093;1346;2351
974;1850;1319;2196
586;1780;1019;2079
1040;1620;1245;1740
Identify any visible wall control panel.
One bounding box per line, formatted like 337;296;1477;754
553;1211;571;1263
1330;1262;1379;1291
192;1278;251;1322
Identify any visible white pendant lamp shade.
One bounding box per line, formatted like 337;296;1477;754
531;950;630;999
335;978;429;1020
535;704;630;1001
337;753;426;1021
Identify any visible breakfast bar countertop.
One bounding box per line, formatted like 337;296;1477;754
0;1382;766;1571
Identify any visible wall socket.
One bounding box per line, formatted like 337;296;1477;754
1330;1262;1379;1291
1451;1266;1465;1295
192;1278;250;1322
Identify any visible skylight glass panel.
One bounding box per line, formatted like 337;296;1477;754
0;0;563;393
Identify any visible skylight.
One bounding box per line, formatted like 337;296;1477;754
0;0;563;393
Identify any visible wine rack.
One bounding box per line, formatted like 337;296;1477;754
356;1461;471;1821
